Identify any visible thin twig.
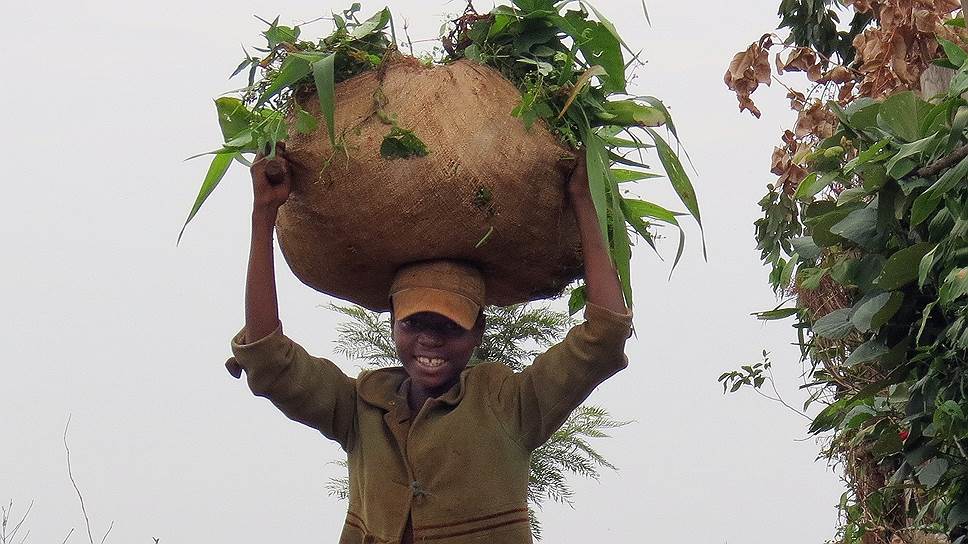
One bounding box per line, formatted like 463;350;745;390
60;528;74;544
98;522;113;544
64;416;95;544
955;439;968;462
403;18;415;57
2;500;34;544
766;365;812;419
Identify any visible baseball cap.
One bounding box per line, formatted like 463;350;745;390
389;260;485;330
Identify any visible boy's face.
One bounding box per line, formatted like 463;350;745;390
392;311;484;398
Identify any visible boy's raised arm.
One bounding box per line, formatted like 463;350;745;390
566;152;628;316
245;147;292;343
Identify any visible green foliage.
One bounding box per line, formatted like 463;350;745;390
184;3;704;312
326;300;627;540
449;1;703;303
776;0;873;64
743;35;968;542
380;126;430;159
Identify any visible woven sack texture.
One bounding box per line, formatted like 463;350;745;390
278;57;582;311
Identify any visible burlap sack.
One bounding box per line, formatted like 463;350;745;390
278;56;582;311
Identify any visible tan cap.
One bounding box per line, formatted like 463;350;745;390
389;260;485;330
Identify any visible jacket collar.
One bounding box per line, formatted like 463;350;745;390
357;365;475;411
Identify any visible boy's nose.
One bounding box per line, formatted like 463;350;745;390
417;331;444;346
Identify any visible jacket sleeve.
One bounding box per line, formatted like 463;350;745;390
228;325;357;451
490;302;632;451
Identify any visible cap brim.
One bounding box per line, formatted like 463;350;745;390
392;287;480;330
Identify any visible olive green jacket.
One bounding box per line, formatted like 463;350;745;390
228;302;632;543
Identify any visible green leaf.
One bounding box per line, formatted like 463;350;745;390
876;243;938;291
809;206;856;247
610;168;660;183
599;100;665;127
621;198;685;224
885;133;938;178
558;65;607;120
911;154;968;225
870;430;903;457
380;126;429;159
810;396;853;433
813;308;854;339
350;7;391;39
488;12;514;37
845;98;880;130
798;267;827;290
610;188;634;306
877;91;931;142
637;96;681;142
752;307;799;320
841;405;877;430
844;339;890;367
568;284;587;315
584;128;611;241
620;197;686;272
844;139;890;173
791;236;821;261
780;252;799;286
312;54;337;146
830;204;881;249
558;11;625;92
295;108;318;134
850;291;903;332
940;267;968;306
516;57;554;76
215;97;255;143
794;171;838;201
917;457;949;489
261;18;300;48
178;152;238;244
860;164;888;191
918;245;939;288
645;128;704;258
939;38;968;67
255;56;311;107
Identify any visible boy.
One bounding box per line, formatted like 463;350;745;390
226;148;632;543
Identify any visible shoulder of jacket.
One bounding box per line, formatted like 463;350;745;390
466;361;514;381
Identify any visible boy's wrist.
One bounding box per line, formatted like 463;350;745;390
251;206;279;227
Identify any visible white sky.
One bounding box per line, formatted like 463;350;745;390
1;0;846;542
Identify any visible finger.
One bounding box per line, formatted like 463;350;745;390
265;159;288;186
225;359;243;379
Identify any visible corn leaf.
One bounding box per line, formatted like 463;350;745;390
584;128;611;239
607;169;633;306
178;151;238;244
312;54;337;146
611;168;660;183
646;128;705;259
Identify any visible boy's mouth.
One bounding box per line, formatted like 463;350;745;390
416;356;446;368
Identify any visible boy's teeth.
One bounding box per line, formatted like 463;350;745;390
417;356;445;367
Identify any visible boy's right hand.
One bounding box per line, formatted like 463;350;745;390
250;142;293;213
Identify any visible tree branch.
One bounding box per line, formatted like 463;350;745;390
916;143;968;177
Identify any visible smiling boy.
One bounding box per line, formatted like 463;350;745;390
226;148;632;543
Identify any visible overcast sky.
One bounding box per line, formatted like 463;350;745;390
2;1;847;542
